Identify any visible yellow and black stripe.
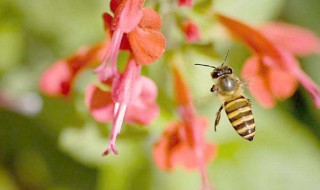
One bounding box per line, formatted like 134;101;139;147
224;95;255;141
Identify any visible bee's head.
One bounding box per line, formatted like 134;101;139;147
194;50;231;79
211;66;233;79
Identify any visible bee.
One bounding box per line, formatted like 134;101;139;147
195;51;255;141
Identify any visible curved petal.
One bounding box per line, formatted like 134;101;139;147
39;43;106;97
178;0;193;7
113;0;144;32
138;8;162;30
172;64;192;107
110;0;122;13
277;48;320;108
128;8;166;65
216;13;280;59
152;117;216;171
138;76;158;102
128;28;166;65
125;102;159;125
85;84;114;122
242;56;275;108
124;76;159;125
153;121;182;170
260;22;320;56
268;66;298;100
39;60;72;97
183;20;201;43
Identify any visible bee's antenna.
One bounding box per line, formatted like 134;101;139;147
221;49;230;66
194;63;216;69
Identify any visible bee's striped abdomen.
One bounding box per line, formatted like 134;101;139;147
224;96;255;141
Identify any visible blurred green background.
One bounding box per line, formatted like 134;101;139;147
1;0;320;189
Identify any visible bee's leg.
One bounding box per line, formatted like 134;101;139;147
214;105;224;131
210;85;215;93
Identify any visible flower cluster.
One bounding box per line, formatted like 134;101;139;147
216;13;320;108
40;0;166;155
153;64;217;190
39;1;320;189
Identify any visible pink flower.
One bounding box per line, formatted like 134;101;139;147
153;65;216;190
85;62;159;125
40;0;166;156
88;0;166;155
178;0;193;7
39;42;106;97
259;22;320;56
217;14;320;108
182;20;201;43
96;0;166;80
86;58;160;155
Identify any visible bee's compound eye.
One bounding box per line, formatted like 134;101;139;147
227;68;233;74
211;71;219;78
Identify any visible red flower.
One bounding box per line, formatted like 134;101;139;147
178;0;193;7
40;0;166;156
259;22;320;56
86;58;160;155
85;63;159;125
88;0;166;155
39;42;106;97
96;0;166;80
153;65;216;190
182;20;201;43
217;14;320;108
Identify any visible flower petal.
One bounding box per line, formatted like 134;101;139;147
85;84;114;122
268;65;298;100
153;117;216;170
39;60;72;97
242;56;275;108
128;29;166;65
138;8;162;30
182;20;201;43
277;49;320;108
260;22;320;56
216;13;281;59
113;0;144;32
178;0;193;7
125;76;159;125
128;8;166;65
172;64;192;107
110;0;122;14
111;58;140;103
40;43;106;97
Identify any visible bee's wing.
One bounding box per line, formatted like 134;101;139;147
240;75;258;91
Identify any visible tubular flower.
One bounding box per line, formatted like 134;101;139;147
40;0;166;156
153;64;216;190
89;0;165;155
86;58;160;155
96;0;166;80
182;19;201;43
216;13;320;108
39;42;107;97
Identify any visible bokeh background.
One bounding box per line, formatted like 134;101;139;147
1;0;320;189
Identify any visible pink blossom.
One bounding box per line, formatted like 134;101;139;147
178;0;193;7
217;14;320;108
183;20;201;43
95;0;166;80
39;43;106;97
86;58;160;155
153;65;216;190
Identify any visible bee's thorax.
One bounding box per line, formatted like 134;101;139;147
218;76;237;92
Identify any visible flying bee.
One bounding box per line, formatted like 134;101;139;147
195;51;255;141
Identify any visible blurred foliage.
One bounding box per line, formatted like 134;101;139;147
0;0;320;190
